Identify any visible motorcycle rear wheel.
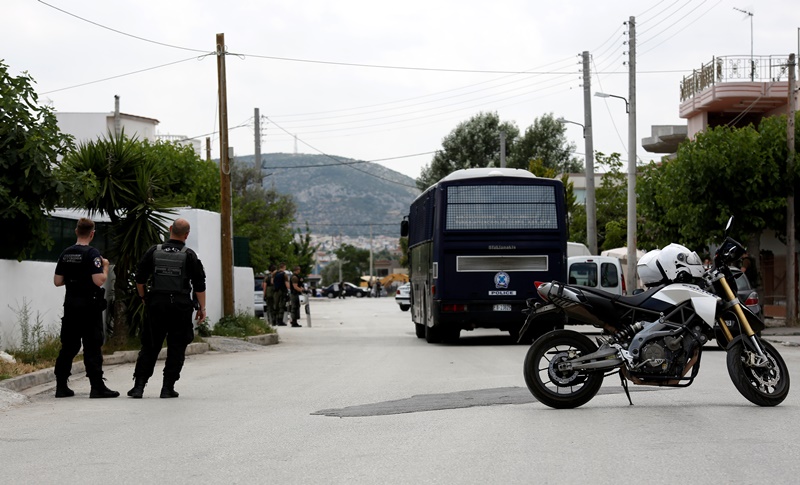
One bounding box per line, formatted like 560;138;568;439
727;339;790;406
523;329;604;409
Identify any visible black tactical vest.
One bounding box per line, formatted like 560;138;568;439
151;244;190;294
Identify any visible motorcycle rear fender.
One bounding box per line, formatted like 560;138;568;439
517;303;565;343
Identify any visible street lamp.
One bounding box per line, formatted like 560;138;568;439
557;117;596;254
595;92;629;113
594;91;637;291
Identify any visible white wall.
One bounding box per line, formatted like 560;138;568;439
0;208;254;350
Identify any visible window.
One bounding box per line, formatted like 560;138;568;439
445;185;558;231
601;263;619;288
569;262;597;286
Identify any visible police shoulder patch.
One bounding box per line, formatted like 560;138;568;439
93;257;102;268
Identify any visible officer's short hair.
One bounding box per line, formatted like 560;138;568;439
269;264;276;272
76;218;95;238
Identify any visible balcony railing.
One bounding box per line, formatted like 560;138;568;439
679;55;794;102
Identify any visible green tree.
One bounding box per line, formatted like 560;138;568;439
592;153;628;251
398;237;408;268
0;61;75;259
638;125;785;252
58;130;176;338
331;244;370;284
231;160;298;273
141;139;220;211
510;113;582;173
417;112;519;190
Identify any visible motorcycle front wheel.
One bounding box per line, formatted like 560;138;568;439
727;338;790;406
523;329;604;409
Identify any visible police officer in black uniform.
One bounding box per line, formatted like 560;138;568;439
128;218;206;399
53;217;119;398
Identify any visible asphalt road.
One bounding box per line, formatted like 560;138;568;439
2;297;799;484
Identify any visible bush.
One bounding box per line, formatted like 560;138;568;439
211;312;274;338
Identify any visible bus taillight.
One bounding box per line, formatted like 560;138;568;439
431;285;436;296
442;304;467;312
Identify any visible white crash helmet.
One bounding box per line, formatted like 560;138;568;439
637;243;704;286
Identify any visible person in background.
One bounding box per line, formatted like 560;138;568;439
263;264;276;325
289;266;305;327
273;263;288;325
53;218;118;399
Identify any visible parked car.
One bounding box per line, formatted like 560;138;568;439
395;283;410;311
254;276;265;317
567;256;626;295
322;282;369;298
732;268;761;316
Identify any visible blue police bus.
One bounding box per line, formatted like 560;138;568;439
401;168;568;343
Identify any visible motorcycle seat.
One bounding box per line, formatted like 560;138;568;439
568;285;666;323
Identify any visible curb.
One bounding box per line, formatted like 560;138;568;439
0;335;277;394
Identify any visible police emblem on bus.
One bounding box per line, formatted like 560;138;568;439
494;271;510;289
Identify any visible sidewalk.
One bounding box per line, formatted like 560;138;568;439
0;334;279;409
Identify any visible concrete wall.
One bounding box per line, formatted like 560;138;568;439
0;208;254;350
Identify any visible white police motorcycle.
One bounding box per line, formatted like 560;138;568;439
518;219;790;409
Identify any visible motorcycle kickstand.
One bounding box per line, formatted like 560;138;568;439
618;372;633;406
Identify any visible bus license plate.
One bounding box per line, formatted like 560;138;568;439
493;304;512;311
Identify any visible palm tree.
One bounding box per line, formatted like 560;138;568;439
60;130;175;338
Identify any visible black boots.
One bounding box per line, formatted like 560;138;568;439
89;377;120;398
55;379;74;398
127;378;147;398
160;378;179;398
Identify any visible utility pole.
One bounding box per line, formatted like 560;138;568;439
787;53;796;326
369;224;374;280
113;95;121;137
500;131;507;168
582;51;597;255
205;137;211;162
254;107;261;170
216;33;235;317
626;17;638;291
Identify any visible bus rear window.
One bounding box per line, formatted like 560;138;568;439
445;185;559;230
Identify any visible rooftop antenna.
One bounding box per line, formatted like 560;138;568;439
733;7;754;81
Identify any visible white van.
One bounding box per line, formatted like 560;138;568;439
567;256;626;295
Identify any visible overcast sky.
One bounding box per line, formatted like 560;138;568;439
4;0;799;180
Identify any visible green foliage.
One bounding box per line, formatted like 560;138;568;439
6;298;61;365
141;139;220;211
398;237;408;268
510;113;582;173
212;312;273;337
231;160;299;273
638;124;787;251
320;244;370;284
288;224;318;277
0;61;75;259
417;112;519;190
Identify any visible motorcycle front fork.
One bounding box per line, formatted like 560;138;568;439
717;277;770;367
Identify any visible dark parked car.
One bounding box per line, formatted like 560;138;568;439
322;282;369;298
732;268;761;316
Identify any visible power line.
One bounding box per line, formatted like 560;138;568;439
265;117;419;189
41;56;202;94
37;0;210;54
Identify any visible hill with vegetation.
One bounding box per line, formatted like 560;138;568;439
234;153;421;238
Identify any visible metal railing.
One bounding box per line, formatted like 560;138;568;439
680;55;794;102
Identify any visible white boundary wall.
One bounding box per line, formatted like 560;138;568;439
0;208;254;350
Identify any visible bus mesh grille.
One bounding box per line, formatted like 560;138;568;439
456;255;548;272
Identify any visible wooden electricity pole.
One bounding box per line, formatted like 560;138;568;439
787;53;796;326
216;33;234;317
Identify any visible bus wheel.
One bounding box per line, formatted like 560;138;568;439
425;323;442;343
415;323;425;338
